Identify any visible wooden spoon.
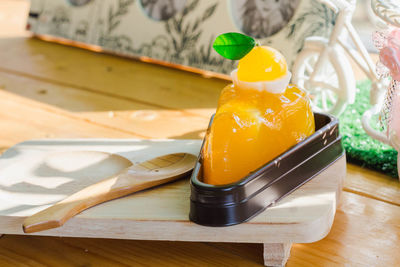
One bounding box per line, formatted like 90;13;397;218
23;153;197;234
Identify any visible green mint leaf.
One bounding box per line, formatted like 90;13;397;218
213;32;255;60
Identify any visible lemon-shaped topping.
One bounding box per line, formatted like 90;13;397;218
237;46;287;82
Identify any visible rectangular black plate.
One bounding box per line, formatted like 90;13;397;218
189;113;344;227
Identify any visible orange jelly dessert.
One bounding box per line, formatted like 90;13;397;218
203;46;315;185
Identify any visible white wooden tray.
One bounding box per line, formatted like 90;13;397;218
0;139;346;266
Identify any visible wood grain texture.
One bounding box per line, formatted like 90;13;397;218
0;235;263;267
0;191;399;266
288;192;400;267
263;243;292;267
0;71;210;139
23;153;196;233
345;163;400;206
0;90;135;150
0;140;344;244
0;29;399;266
0;37;397;205
0;37;226;116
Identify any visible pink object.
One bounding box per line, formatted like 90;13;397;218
374;28;400;152
379;46;400;80
388;28;400;48
387;30;400;146
379;28;400;80
388;81;400;150
373;28;400;178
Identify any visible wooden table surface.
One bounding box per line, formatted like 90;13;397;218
0;5;400;265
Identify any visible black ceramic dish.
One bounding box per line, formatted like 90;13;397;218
189;112;344;227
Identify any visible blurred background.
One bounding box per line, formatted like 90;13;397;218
0;0;29;37
0;0;379;50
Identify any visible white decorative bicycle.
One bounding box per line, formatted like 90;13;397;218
292;0;387;116
293;0;400;178
292;0;393;139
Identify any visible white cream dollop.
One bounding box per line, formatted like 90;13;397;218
231;69;291;94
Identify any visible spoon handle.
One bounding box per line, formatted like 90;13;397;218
23;154;195;234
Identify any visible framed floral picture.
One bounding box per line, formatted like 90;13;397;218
28;0;336;74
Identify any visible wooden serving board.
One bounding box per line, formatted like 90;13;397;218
0;139;346;266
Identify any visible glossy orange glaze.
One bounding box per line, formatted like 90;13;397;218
202;83;315;185
237;46;287;82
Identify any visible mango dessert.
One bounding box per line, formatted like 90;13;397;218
203;33;315;185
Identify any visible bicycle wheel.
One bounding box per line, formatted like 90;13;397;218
292;48;354;116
